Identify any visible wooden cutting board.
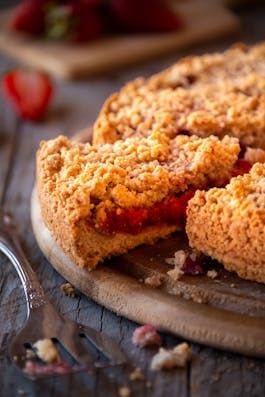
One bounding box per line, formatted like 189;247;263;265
31;144;265;359
0;1;240;79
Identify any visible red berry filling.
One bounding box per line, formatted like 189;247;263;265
88;158;252;235
96;188;196;234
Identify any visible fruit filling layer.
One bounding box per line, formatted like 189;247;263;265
93;159;252;235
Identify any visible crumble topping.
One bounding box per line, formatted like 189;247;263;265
94;43;265;149
151;342;191;370
37;133;239;224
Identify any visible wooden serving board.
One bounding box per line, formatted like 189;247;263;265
0;1;240;79
31;184;265;358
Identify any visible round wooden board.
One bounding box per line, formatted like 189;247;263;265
31;186;265;358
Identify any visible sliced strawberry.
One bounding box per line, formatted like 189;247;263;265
109;0;183;33
9;0;47;35
2;70;53;121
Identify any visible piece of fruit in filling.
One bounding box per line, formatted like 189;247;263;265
92;158;251;235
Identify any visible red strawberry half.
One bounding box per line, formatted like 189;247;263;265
2;69;53;121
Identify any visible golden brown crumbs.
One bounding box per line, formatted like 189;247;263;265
207;269;218;279
60;282;76;297
151;342;191;370
144;275;162;288
119;386;131;397
33;339;60;364
167;267;184;281
129;367;145;381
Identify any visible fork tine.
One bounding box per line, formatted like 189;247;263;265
78;324;126;365
58;332;95;369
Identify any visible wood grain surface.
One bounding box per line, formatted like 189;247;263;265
0;1;240;79
1;2;265;396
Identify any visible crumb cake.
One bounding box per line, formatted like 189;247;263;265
186;163;265;283
36;133;241;270
93;42;265;149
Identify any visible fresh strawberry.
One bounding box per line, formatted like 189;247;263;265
109;0;183;33
2;69;53;121
9;0;47;35
68;1;105;42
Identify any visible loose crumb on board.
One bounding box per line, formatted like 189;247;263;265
130;367;145;381
167;267;184;281
207;269;218;279
60;282;76;297
151;342;192;370
119;386;131;397
144;275;162;288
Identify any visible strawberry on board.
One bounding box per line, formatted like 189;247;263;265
9;0;47;35
2;69;53;121
109;0;183;33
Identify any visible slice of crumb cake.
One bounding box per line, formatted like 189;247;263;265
93;42;265;149
186;163;265;283
37;133;242;270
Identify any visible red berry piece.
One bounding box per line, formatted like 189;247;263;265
2;69;53;121
231;159;252;177
110;0;183;33
9;0;47;35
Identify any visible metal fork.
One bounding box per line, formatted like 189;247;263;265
0;209;125;379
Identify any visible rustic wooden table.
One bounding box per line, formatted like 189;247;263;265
1;2;265;396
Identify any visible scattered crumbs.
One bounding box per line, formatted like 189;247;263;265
191;294;203;304
167;267;184;281
60;282;76;297
33;338;60;364
151;342;192;370
132;325;161;348
119;386;131;397
210;372;221;383
207;269;218;279
138;278;144;283
150;257;154;262
144;275;162;288
17;389;27;396
166;249;204;280
165;250;187;267
230;283;236;288
130;367;144;381
26;349;36;360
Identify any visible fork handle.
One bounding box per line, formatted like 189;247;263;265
0;217;49;314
